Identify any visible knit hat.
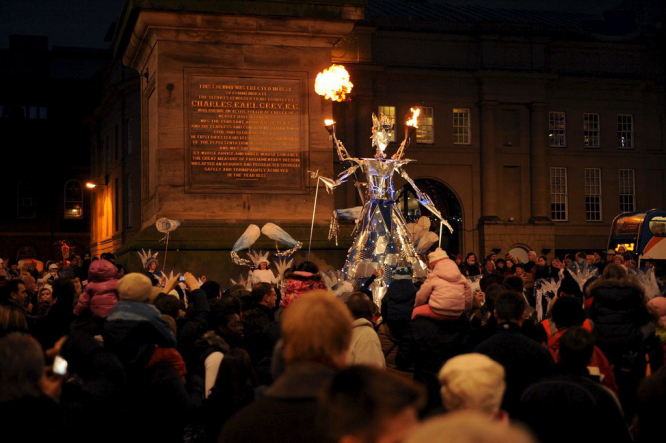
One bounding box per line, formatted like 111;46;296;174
427;248;448;266
118;272;153;303
392;267;413;280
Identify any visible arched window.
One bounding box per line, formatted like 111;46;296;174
396;179;463;255
64;180;83;219
17;179;38;219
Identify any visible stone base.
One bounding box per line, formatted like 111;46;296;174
114;220;354;286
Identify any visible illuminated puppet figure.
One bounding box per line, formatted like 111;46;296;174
315;110;453;296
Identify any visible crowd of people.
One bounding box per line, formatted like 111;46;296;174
1;246;665;443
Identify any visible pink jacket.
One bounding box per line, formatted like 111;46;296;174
415;257;472;318
74;259;119;319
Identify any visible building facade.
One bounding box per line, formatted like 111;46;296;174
0;35;107;264
90;0;666;281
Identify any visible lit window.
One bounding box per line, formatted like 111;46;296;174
17;179;38;219
549;112;566;147
550;167;568;221
583;113;599;147
415;107;434;144
619;169;635;212
64;180;83;219
585;169;602;221
618;114;633;148
377;106;396;142
453;108;471;144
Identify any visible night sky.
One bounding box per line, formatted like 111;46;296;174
0;0;626;49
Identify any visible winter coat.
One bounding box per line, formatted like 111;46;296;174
281;272;325;309
73;259;119;319
103;301;177;375
396;315;472;410
348;318;386;369
474;322;554;415
219;362;335;443
381;278;417;338
589;278;652;362
415;257;472;318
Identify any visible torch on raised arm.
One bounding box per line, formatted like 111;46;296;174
392;107;420;161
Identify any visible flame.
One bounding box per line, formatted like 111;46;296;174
315;65;353;102
406;107;420;127
324;119;335;126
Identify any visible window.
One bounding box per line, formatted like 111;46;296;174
453;108;471;144
17;179;38;219
619;169;635;212
377;106;396;142
415;107;434;144
585;169;602;221
618;114;633;148
583;113;599;147
549;112;566;147
550;167;568;221
64;180;83;219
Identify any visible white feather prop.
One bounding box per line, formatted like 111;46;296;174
232;225;261;252
274;257;294;281
137;249;159;268
261;223;303;256
467;275;482;294
567;264;599;291
535;278;560;322
634;268;660;300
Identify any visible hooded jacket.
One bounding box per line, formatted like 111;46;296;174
74;259;119;318
415;256;472;317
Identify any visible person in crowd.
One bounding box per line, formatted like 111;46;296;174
280;261;326;310
204;348;259;442
34;285;54;316
381;266;417;338
604;249;616;271
103;273;176;375
73;259;119;325
438;353;507;422
0;334;65;442
346;292;385;368
31;278;75;350
541;295;617;394
0;304;29;337
412;248;472;322
504;258;516;276
241;282;277;368
524;250;537;274
532;256;555;280
1;279;29;311
482;260;496;275
495;258;506;274
7;259;21;279
635;365;666;443
589;263;656;417
145;257;165;285
38;263;60;285
614;254;626;266
462;252;481;277
100;252;126;277
406;411;535;443
318;365;424;443
474;290;553;415
219;291;353;443
514;263;534;291
516;327;632;443
201;280;222;301
22;274;37;306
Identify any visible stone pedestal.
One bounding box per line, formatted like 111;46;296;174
112;2;363;282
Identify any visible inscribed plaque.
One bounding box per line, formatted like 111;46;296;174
186;71;306;192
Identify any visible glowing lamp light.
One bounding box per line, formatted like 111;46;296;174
86;182;97;189
324;119;336;126
406;108;420;128
315;65;353;102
